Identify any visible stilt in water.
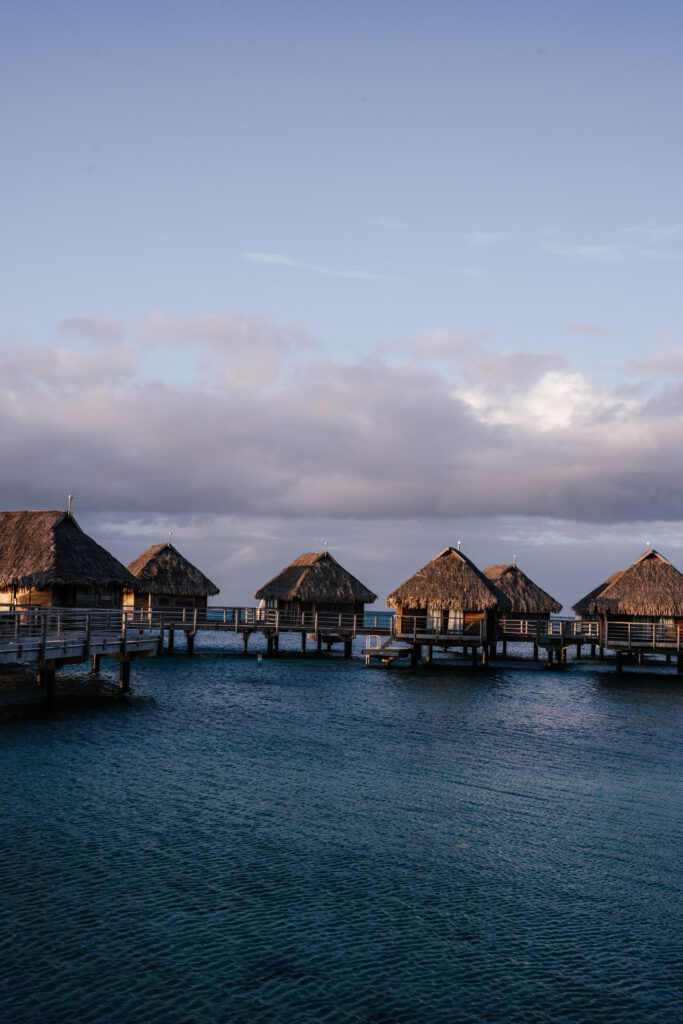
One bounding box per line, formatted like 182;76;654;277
343;640;352;658
266;634;274;655
637;651;643;666
38;665;55;701
533;642;539;661
616;651;623;674
119;659;131;694
425;644;433;664
316;634;322;653
677;654;683;676
242;632;250;655
168;629;175;652
186;633;195;656
502;639;507;656
590;645;596;659
471;646;478;667
482;645;489;666
410;644;421;667
547;648;553;668
300;632;307;654
90;654;101;673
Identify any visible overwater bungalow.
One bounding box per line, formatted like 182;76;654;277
573;548;683;654
0;509;137;608
386;546;511;641
483;563;561;619
254;549;377;626
124;542;219;614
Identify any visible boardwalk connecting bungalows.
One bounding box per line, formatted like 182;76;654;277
254;549;377;655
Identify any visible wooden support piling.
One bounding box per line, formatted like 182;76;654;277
300;632;307;653
410;644;421;667
677;654;683;676
533;642;538;661
425;644;433;664
119;659;131;693
242;632;249;655
471;646;477;667
316;634;322;653
616;651;623;674
90;654;101;673
343;640;352;658
168;629;175;651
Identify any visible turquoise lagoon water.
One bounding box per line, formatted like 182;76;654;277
0;634;681;1023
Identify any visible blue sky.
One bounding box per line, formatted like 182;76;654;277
2;1;682;607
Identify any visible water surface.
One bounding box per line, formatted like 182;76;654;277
1;636;681;1023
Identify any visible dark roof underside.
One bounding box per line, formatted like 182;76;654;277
0;510;138;590
127;543;219;597
254;551;376;604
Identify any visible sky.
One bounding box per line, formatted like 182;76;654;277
2;0;683;610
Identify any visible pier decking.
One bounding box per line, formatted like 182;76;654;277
1;605;682;696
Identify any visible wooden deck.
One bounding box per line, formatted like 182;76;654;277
1;607;681;690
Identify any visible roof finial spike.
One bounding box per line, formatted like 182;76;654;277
513;552;517;566
324;540;328;555
168;529;173;545
646;540;651;549
457;540;461;551
67;495;73;516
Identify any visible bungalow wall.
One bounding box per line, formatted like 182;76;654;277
123;592;209;613
0;584;123;608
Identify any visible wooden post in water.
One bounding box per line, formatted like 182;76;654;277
547;647;553;667
482;645;489;666
242;632;249;655
300;632;307;654
410;644;420;667
616;651;623;674
266;634;274;655
677;654;683;675
90;654;101;673
471;646;477;667
186;632;195;656
533;642;538;661
168;629;175;651
343;640;352;658
119;658;131;693
316;634;322;653
425;644;433;664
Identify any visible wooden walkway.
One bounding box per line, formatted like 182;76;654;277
1;606;682;694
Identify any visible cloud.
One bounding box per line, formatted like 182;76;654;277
367;217;411;230
626;344;683;377
140;313;316;387
57;316;125;345
620;223;683;242
567;323;620;337
243;252;397;282
4;312;683;533
544;242;626;263
451;266;487;280
463;231;507;247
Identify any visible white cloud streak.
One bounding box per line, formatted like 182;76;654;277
244;252;397;281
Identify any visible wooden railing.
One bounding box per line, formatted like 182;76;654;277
498;618;600;641
393;614;485;642
605;622;682;650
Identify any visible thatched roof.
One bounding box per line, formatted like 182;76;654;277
254;550;376;605
582;549;683;617
572;571;623;617
127;542;219;597
387;547;511;612
0;510;138;590
483;563;562;615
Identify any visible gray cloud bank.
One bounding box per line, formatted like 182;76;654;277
2;317;682;526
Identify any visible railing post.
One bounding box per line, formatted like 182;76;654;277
85;613;91;654
40;611;48;667
353;613;357;638
276;609;280;635
193;608;198;634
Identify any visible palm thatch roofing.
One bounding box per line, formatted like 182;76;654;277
254;551;377;605
572;571;623;617
127;542;219;597
578;549;683;617
483;563;562;615
0;510;138;590
386;547;511;612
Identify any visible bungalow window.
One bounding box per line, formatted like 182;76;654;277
426;605;442;631
448;609;464;632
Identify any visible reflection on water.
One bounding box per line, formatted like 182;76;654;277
1;635;681;1023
